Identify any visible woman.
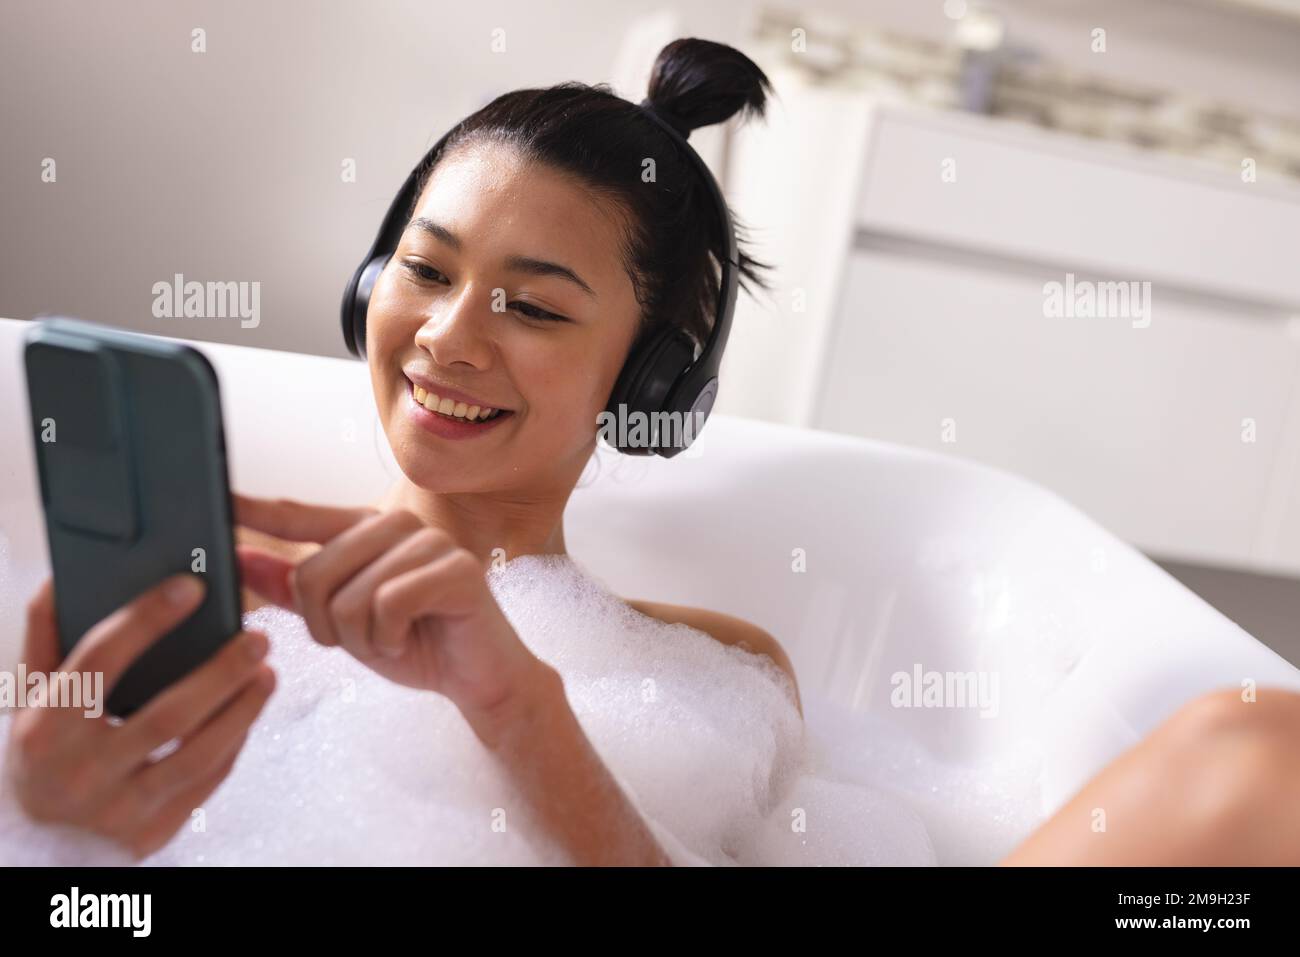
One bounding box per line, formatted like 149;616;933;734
7;38;1298;866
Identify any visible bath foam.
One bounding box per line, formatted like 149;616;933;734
0;553;1049;866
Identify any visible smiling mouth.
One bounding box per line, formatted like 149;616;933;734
408;380;511;423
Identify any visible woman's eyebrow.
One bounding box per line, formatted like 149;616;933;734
407;216;596;299
502;255;597;299
408;216;461;250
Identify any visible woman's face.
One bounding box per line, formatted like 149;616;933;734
366;139;642;495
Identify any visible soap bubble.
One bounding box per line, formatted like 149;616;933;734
0;554;1045;865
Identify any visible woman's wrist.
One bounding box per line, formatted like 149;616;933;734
463;659;670;865
462;657;565;752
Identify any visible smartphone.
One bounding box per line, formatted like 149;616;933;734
22;316;242;718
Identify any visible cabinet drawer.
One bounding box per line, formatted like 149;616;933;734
857;107;1300;309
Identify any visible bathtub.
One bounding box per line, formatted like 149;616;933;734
2;316;1298;861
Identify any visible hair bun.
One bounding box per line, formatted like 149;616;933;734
645;38;773;136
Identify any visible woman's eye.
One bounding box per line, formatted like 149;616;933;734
511;301;568;323
400;263;565;322
402;261;449;284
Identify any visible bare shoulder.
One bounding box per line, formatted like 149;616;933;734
624;598;802;716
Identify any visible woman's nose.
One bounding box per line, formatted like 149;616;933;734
414;284;496;367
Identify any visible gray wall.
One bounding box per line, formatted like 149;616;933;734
3;0;1295;357
0;0;742;356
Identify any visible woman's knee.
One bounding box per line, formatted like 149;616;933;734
1152;686;1300;861
1006;687;1300;865
1163;686;1300;747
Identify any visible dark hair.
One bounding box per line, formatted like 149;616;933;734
408;37;774;354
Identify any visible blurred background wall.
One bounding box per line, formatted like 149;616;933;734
3;0;1300;659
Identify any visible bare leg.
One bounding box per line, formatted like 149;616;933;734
1002;687;1300;865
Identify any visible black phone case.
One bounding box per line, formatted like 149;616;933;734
23;316;242;718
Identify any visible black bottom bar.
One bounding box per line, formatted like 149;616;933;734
0;865;1291;942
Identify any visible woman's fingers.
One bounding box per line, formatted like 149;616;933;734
22;624;262;820
20;573;207;788
371;549;486;660
109;630;270;766
130;665;275;810
22;578;62;676
127;736;245;861
232;492;377;544
63;624;263;818
370;566;436;662
330;527;457;660
236;545;298;611
92;729;248;860
291;510;423;650
62;573;207;706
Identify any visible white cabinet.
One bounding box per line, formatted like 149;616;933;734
817;247;1300;571
727;95;1300;576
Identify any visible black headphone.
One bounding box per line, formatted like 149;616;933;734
341;98;739;458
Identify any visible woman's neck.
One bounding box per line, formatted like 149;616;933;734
372;479;569;565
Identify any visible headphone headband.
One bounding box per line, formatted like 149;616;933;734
341;97;740;458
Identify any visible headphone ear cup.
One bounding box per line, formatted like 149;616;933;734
343;255;389;359
604;327;696;454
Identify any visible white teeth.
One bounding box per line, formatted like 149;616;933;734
412;383;502;422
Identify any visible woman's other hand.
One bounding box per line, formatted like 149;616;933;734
5;574;275;859
232;493;556;742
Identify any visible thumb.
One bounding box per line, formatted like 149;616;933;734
22;578;63;674
237;545;299;613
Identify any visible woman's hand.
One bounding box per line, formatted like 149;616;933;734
233;494;676;864
5;574;275;860
232;493;555;740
